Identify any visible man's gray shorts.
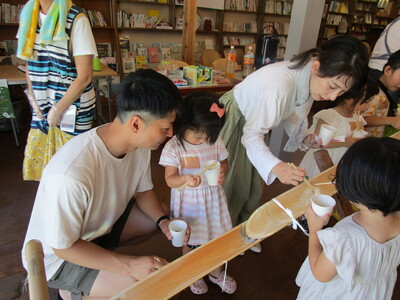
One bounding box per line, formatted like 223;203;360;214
47;199;135;300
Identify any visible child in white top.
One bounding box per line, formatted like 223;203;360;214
159;92;236;295
296;137;400;299
300;79;379;178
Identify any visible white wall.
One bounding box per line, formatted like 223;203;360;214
284;0;325;60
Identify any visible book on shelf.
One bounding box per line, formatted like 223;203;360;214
120;49;129;58
161;48;172;60
11;54;25;66
275;1;283;15
147;47;160;63
4;40;17;55
283;2;292;15
135;56;148;70
156;24;174;30
97;78;110;99
100;57;118;72
0;56;12;65
152;42;162;50
96;43;112;58
119;35;131;52
205;39;214;50
83;8;107;27
265;0;274;13
0;42;8;56
224;0;257;12
122;57;136;73
323;3;329;19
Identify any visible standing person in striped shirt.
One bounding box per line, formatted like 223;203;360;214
17;0;97;181
160;92;237;295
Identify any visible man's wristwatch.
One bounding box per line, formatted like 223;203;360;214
156;215;171;231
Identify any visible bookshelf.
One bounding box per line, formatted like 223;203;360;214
262;0;292;60
219;0;292;62
319;0;400;47
0;0;297;78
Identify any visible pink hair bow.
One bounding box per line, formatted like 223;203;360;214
210;103;225;118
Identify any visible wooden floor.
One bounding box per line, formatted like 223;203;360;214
0;100;399;299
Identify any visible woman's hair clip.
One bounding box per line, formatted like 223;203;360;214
210;102;225;118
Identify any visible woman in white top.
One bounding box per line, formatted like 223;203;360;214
219;35;369;232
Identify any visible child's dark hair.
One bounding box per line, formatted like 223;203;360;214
290;35;369;91
116;69;182;123
382;49;400;73
175;92;226;147
330;77;379;108
382;49;400;116
335;137;400;216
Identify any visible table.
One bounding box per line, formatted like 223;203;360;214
178;77;241;95
0;64;118;123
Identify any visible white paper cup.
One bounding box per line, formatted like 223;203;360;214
169;220;187;247
311;194;336;217
204;160;221;186
352;130;368;138
319;124;337;146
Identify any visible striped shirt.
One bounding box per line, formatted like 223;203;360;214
27;5;95;135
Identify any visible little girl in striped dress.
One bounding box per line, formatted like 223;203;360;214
159;92;237;295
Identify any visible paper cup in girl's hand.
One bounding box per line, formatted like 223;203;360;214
169;220;187;247
204;160;221;186
311;194;336;217
319;124;337;146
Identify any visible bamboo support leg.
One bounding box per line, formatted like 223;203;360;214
25;240;50;300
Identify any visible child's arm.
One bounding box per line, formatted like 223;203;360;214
364;115;400;129
306;205;338;282
164;165;201;189
326;137;358;148
218;159;229;185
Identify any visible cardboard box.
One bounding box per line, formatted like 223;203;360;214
183;65;213;86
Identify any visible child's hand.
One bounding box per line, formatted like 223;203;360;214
185;175;202;188
390;115;400;130
303;134;322;149
305;205;331;233
217;169;225;185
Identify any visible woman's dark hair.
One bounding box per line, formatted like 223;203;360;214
330;77;379;108
290;35;369;91
335;137;400;216
175;92;226;147
116;69;182;123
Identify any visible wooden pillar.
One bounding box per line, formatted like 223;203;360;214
182;0;197;64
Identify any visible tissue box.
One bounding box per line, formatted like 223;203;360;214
183;65;213;86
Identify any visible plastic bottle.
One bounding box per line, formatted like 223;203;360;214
225;45;236;78
242;46;255;78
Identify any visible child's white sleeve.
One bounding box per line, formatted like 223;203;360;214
317;228;356;291
159;139;180;168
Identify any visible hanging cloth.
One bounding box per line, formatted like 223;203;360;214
17;0;72;60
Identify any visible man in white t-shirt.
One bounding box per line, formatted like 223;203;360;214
22;69;188;299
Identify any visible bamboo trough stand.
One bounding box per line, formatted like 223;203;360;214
24;132;400;300
111;167;337;299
